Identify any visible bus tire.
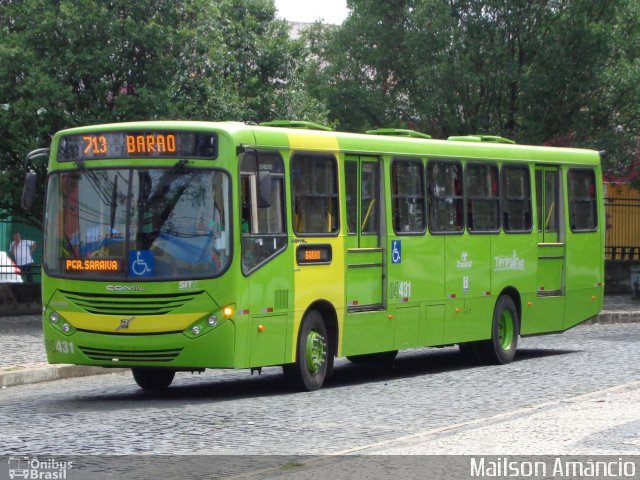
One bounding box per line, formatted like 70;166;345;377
283;310;330;391
347;350;398;365
477;295;519;364
132;368;175;391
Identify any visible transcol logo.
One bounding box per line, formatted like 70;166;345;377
457;251;473;269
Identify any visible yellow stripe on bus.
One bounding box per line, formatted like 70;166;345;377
62;311;203;333
287;131;345;361
288;132;339;151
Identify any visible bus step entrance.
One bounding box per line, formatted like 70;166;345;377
347;303;384;313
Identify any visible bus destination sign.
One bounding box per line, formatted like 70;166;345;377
57;131;218;161
296;244;332;265
65;259;122;272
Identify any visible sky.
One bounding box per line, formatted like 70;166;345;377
273;0;349;25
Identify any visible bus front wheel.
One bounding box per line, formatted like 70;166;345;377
283;310;331;391
478;295;519;364
132;368;175;391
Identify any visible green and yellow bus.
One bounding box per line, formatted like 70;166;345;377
27;120;604;391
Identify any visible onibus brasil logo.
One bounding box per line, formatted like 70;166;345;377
8;456;73;479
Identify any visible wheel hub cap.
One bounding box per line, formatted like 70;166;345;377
305;330;326;375
498;312;514;350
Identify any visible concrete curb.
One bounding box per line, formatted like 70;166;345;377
585;311;640;325
0;364;126;388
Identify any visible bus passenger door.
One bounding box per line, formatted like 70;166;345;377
240;151;290;368
345;156;385;310
535;165;565;330
342;155;392;356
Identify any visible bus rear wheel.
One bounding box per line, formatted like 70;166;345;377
283;310;331;391
132;368;175;391
477;295;519;364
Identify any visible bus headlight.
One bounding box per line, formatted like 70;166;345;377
183;307;233;339
47;310;76;336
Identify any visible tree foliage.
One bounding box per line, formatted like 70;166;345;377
307;0;640;174
3;0;640;227
0;0;327;225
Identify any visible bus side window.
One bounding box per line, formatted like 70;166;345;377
345;161;357;234
428;160;464;233
502;166;532;232
240;151;287;274
392;159;425;234
291;154;339;235
568;168;597;232
465;163;500;232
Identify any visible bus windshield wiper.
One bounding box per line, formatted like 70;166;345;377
75;159;115;207
109;175;118;237
137;160;193;248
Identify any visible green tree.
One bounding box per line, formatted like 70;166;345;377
0;0;326;226
304;1;418;132
308;0;638;173
586;0;640;177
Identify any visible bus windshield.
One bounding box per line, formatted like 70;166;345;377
44;166;231;280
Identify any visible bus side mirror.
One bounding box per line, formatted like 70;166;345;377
257;170;272;208
21;170;37;210
21;148;49;211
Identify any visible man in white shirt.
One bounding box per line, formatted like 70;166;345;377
9;232;36;283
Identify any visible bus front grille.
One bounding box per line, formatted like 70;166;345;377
79;346;183;363
59;290;204;316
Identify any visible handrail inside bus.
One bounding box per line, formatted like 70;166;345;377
361;199;375;230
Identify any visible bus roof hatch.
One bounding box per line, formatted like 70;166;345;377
259;120;332;131
447;135;516;144
366;128;432;139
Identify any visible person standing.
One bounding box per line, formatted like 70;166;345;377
9;232;36;283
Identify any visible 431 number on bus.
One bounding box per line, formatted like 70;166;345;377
389;281;412;299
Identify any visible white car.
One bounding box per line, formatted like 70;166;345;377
0;251;23;283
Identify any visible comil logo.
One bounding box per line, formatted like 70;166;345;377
8;456;73;479
106;284;145;292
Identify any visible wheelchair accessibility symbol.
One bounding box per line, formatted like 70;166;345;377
129;250;154;277
392;240;401;264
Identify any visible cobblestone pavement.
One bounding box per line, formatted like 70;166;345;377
1;322;640;458
0;315;43;369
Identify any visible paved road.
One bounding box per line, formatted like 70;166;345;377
2;323;639;461
0;315;42;368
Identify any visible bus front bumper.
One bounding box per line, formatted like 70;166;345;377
42;319;236;369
